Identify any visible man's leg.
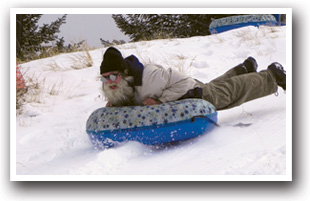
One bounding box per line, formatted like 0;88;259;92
211;57;258;82
200;70;278;110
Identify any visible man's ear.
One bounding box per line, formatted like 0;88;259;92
124;69;129;75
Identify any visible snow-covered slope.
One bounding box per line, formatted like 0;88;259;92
13;26;289;180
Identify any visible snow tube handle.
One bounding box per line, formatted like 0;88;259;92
191;115;220;127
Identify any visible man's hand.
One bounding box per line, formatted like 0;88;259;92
143;98;161;106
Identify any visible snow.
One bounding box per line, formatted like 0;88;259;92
13;26;290;180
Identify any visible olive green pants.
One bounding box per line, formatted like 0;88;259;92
196;65;278;110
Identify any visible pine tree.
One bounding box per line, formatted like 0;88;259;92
112;14;237;42
16;14;67;60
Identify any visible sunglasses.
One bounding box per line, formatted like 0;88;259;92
101;73;120;83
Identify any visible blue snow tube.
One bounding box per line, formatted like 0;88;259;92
209;14;278;34
86;99;218;148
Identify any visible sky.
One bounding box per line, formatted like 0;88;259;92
39;14;130;48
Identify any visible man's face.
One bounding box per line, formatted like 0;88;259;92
101;71;122;90
101;71;135;106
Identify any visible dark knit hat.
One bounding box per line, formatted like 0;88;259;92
100;47;127;74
